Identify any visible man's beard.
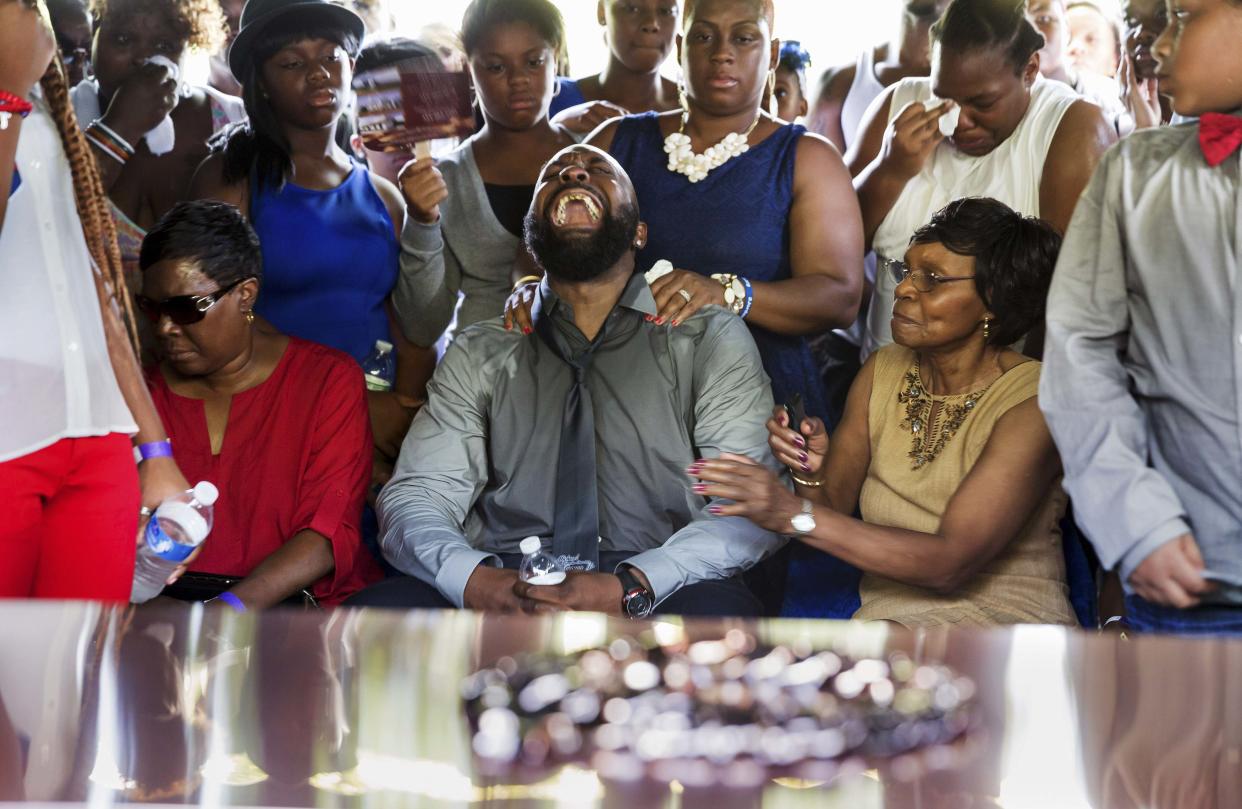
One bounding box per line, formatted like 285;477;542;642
524;201;640;283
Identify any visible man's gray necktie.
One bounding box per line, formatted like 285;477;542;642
533;307;604;571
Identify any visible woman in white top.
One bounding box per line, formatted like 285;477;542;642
0;1;188;601
849;0;1114;359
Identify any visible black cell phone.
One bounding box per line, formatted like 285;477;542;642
783;393;805;435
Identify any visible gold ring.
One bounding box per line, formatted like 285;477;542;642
678;289;692;302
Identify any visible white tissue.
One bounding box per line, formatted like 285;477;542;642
142;55;180;156
927;95;961;139
644;259;674;285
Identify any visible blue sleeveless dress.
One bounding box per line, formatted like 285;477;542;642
610;112;860;619
250;168;398;364
609;112;829;422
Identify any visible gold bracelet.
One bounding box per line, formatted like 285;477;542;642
791;473;824;487
513;274;542;292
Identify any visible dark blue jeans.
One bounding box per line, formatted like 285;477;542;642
1124;595;1242;635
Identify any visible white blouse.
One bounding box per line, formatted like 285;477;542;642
0;87;135;462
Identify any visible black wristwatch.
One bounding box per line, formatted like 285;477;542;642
617;566;654;619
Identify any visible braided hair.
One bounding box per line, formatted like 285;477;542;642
37;52;140;352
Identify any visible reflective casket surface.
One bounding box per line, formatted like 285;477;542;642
0;601;1239;808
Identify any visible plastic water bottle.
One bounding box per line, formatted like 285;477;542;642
131;481;219;603
518;536;565;585
362;340;395;392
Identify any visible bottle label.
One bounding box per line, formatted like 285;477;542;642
144;519;196;563
364;373;393;392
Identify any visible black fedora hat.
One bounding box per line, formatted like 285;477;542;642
228;0;366;82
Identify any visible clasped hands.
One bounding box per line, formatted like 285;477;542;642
464;564;624;615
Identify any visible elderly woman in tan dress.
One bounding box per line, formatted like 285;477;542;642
691;197;1075;627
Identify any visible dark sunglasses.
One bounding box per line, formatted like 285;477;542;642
135;279;248;326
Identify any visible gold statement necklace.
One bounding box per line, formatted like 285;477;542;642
897;360;998;469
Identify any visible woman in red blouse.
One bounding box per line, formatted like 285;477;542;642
139;200;381;607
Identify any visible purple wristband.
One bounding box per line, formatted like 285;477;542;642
137;440;173;462
216;592;247;613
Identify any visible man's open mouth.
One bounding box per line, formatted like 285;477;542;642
551;189;603;228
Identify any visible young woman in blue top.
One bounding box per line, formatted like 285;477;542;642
190;0;431;481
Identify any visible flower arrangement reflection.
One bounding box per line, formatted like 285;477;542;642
463;630;977;783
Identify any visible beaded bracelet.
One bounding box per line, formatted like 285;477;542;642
738;275;754;319
0;90;33;131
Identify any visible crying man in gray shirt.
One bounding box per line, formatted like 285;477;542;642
350;145;787;618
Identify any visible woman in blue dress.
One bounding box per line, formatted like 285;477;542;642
190;0;432;505
588;0;862;425
588;0;865;617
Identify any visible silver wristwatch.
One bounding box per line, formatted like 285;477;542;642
789;498;816;536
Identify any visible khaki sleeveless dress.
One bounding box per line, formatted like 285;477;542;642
854;346;1076;627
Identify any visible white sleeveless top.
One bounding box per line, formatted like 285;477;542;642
861;76;1079;358
841;47;887;152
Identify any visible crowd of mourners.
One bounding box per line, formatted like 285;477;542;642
1;0;1239;636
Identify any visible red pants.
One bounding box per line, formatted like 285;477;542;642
0;434;138;600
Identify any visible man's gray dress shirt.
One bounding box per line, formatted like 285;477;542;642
1040;119;1242;596
378;273;785;607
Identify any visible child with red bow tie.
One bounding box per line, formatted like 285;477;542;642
1040;0;1242;634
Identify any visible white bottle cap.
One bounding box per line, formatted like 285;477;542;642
519;536;542;555
376;340;394;353
192;481;219;507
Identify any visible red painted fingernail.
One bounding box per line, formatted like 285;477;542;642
693;483;708;493
802;463;812;473
522;327;532;335
709;506;723;515
656;317;665;325
671;320;680;327
798;452;808;463
795;437;806;448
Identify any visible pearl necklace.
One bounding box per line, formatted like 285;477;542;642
663;112;762;183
